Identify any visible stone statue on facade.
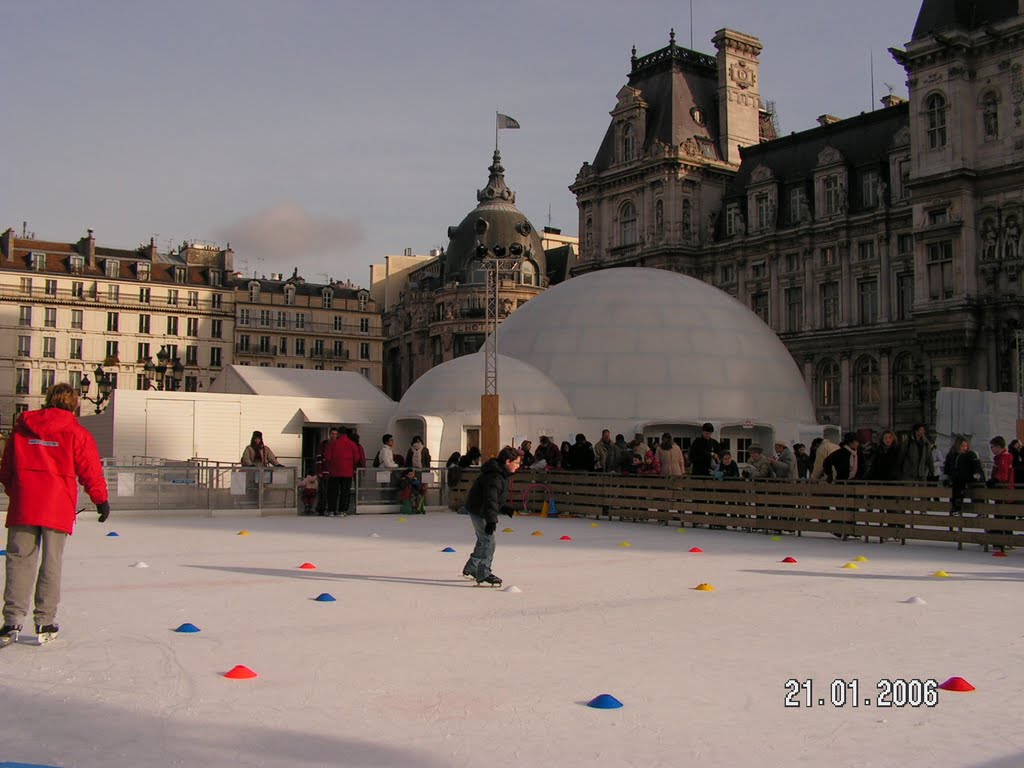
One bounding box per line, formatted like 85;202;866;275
982;220;999;261
734;214;746;237
682;200;692;241
1003;216;1021;259
838;183;848;213
704;212;716;244
876;178;888;207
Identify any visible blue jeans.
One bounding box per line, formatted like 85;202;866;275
463;510;496;580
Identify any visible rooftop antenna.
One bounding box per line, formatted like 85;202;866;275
869;49;875;111
690;0;694;49
547;203;553;228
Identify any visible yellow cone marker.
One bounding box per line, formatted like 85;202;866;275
694;583;715;591
676;527;686;533
933;570;951;578
531;531;543;537
237;530;250;536
619;541;632;548
854;556;869;562
398;517;407;523
591;522;600;527
502;527;514;533
842;562;859;569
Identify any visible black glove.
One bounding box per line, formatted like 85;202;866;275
484;520;496;535
501;505;515;519
96;501;111;523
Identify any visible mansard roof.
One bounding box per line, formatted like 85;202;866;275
730;102;909;194
912;0;1018;40
591;38;721;172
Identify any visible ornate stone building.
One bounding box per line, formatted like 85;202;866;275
0;228;235;426
374;152;576;400
230;271;383;388
571;3;1024;433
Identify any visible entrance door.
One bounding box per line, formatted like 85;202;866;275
301;427;324;477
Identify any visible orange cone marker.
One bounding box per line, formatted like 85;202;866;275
298;562;317;570
938;676;975;692
224;665;258;679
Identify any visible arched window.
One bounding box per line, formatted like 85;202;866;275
819;359;840;406
248;281;260;303
982;91;999;139
655;199;664;235
284;284;296;306
321;287;333;309
926;93;947;149
620;202;638;245
893;353;919;404
855;356;881;405
520;260;537;286
622;122;635;162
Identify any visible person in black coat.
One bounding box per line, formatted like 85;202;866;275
866;430;902;481
688;423;721;477
566;434;597;472
460;447;522;586
950;438;984;514
1009;439;1024;486
822;433;861;481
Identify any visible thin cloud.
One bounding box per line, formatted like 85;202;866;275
218;203;364;274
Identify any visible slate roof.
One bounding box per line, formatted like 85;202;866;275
912;0;1019;40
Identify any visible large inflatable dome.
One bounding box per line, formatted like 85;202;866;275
495;267;816;426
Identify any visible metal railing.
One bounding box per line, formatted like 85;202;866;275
102;463;296;515
353;465;448;513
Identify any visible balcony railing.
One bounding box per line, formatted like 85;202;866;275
0;285;234;314
308;349;350;360
235;318;382;336
235;344;277;357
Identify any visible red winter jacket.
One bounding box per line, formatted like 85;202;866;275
322;435;358;478
0;408;108;534
991;450;1015;487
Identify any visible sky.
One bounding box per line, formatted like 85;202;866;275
0;1;921;287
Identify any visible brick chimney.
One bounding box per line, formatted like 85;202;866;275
817;114;842;127
1;228;13;262
80;227;97;269
879;94;907;108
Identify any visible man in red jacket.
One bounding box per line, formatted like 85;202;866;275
0;384;109;646
322;426;358;516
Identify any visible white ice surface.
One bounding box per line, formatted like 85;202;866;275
1;512;1023;768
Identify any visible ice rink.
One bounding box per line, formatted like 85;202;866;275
1;510;1022;768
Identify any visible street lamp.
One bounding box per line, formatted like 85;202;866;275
79;364;114;414
148;346;183;391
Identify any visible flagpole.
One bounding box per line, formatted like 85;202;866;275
495;110;499;153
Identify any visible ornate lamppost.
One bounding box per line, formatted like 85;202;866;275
79;364;114;414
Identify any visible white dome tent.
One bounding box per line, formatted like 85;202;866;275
389;353;577;462
392;267;823;458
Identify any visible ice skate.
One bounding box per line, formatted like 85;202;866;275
461;566;476;580
475;574;502;588
35;624;58;645
0;624;21;648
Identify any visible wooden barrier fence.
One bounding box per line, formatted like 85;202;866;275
447;469;1024;550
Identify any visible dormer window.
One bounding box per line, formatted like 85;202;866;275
174;266;187;284
69;255;84;274
30;252;46;271
105;259;119;278
284;285;296;306
928;208;949;225
208;269;222;287
249;281;260;303
321;288;333;308
520;261;537;286
137;263;151;281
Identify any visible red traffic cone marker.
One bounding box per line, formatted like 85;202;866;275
298;562;317;570
781;556;798;563
688;547;703;553
938;676;975;692
560;535;572;541
224;665;258;679
993;550;1008;557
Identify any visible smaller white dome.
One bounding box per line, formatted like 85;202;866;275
394;353;574;418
